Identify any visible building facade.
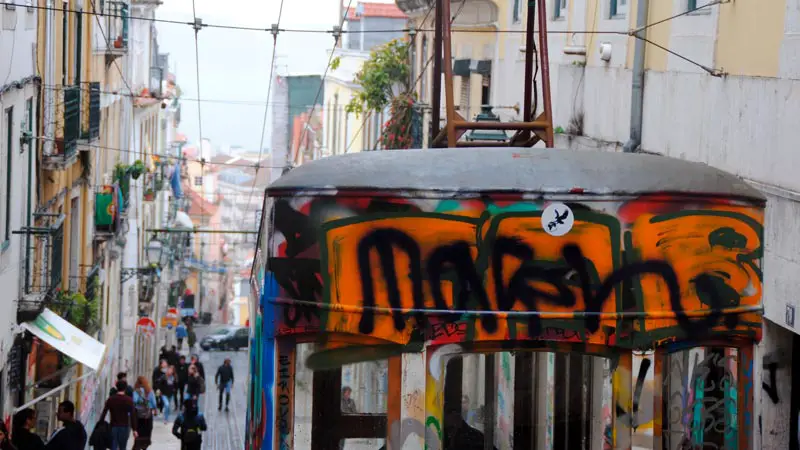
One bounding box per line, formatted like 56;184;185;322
0;0;39;420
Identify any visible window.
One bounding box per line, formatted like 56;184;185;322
194;176;203;186
23;98;32;153
459;76;471;119
610;0;627;17
688;0;698;10
3;107;12;244
554;0;567;19
513;0;521;23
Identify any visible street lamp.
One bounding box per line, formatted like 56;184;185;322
146;238;164;266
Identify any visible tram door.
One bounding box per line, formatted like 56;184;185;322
311;363;387;450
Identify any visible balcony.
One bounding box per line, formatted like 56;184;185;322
14;213;65;323
79;82;101;145
42;86;81;170
95;1;129;65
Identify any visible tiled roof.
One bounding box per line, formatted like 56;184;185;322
346;2;407;20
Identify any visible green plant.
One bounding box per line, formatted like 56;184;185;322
54;289;100;333
113;163;129;181
342;38;411;118
130;160;145;180
555;126;565;134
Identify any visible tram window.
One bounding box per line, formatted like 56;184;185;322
341;360;389;415
443;352;611;450
662;347;738;450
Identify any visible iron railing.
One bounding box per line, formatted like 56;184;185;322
82;82;101;140
102;1;129;52
64;85;80;156
15;213;65;322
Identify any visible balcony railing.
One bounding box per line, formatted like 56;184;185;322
43;86;80;170
15;213;65;323
80;82;101;141
97;1;129;61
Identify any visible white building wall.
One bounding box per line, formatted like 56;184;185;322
0;2;37;417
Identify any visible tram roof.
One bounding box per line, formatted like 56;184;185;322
268;147;766;202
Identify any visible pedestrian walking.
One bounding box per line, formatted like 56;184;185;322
168;345;180;366
132;377;158;449
215;358;234;411
46;401;88;450
0;422;18;450
176;323;187;350
187;327;197;351
157;366;179;424
100;381;138;450
152;360;168;387
109;372;134;397
172;400;207;450
176;355;189;409
189;354;205;379
185;365;206;406
12;408;45;450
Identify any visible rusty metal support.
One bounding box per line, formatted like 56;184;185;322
431;0;554;148
441;0;457;147
431;0;443;142
537;0;554;147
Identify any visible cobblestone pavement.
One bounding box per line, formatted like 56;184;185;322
148;325;248;450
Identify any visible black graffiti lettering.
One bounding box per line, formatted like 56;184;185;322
274;199;317;258
270;258;322;327
762;361;779;404
428;241;497;332
352;227;736;337
357;229;425;334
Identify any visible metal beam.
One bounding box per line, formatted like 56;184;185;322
145;228;258;234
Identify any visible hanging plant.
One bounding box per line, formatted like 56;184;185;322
380;93;416;150
130;160;145;180
113;163;130;182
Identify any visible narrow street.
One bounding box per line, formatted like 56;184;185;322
149;325;249;450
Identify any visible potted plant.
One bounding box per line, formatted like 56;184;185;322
130;160;145;180
144;188;155;201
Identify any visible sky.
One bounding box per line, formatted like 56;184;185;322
155;0;343;154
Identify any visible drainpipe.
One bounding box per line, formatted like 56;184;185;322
622;0;649;153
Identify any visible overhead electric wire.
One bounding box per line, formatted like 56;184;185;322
34;136;287;169
2;2;725;76
240;0;286;237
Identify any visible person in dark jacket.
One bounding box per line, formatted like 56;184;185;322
215;358;235;411
0;422;18;450
185;365;205;405
12;408;45;450
88;420;112;450
189;355;205;379
176;355;189;408
172;400;207;450
109;372;134;398
45;401;87;450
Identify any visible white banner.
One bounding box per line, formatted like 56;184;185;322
22;308;107;371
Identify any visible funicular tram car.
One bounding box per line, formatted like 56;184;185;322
246;147;765;450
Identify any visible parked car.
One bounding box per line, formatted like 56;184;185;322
200;326;249;351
